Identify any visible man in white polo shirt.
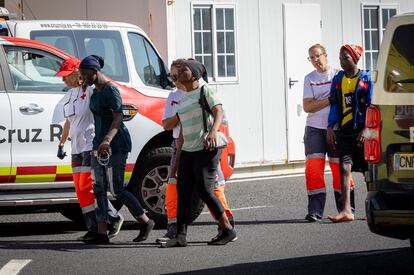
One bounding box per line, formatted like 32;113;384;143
302;44;354;222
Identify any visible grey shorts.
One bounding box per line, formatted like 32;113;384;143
304;126;339;157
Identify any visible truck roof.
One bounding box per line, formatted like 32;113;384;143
5;20;144;32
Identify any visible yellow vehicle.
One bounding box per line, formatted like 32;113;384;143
364;12;414;253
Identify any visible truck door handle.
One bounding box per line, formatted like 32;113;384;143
289;77;298;89
19;103;44;115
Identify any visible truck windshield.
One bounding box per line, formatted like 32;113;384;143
31;30;129;83
384;24;414;93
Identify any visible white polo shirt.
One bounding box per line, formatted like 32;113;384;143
62;86;95;154
303;67;338;129
162;88;186;139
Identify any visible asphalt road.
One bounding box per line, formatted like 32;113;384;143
0;173;413;275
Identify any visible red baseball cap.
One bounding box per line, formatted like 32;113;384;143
56;58;80;76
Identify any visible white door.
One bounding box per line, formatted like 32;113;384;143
283;3;321;161
3;46;69;173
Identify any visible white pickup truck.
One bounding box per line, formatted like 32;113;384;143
0;19;235;226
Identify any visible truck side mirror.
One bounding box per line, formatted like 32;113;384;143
159;58;175;89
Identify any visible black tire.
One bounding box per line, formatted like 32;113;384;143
59;205;85;225
129;147;204;227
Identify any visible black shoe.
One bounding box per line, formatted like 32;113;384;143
208;228;237;245
108;215;124;239
156;223;177;244
305;213;321;222
83;232;110;244
77;231;96;242
133;219;155;242
160;234;187;248
211;228;238;243
211;216;237;243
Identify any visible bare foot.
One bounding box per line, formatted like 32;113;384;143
328;212;354;223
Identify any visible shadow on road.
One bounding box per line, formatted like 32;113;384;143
0;239;162;251
191;217;366;227
0;216;368;237
165;247;414;275
0;220;146;237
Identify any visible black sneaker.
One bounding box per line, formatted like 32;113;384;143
211;216;237;243
133;219;155;242
108;215;124;239
305;213;322;222
156;223;177;244
208;228;237;245
160;234;187;248
211;228;238;243
77;231;96;242
83;232;110;244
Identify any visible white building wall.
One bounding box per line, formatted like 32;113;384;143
167;0;293;164
257;0;288;163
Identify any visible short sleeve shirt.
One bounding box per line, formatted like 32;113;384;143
177;84;221;152
162;88;185;139
303;67;338;129
62;85;95;154
89;84;132;153
341;74;359;127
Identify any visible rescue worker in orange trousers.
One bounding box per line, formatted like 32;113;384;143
57;58;124;241
302;44;355;222
156;59;235;243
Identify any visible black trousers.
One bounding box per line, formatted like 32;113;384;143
176;149;224;235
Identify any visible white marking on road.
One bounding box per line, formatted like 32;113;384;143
0;260;31;275
201;205;273;215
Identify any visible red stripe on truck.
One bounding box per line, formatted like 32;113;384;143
17;166;57;175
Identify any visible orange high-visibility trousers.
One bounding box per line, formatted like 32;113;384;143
72;167;95;213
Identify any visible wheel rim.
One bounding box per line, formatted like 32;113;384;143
141;164;169;215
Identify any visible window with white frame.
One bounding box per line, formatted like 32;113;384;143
192;5;237;81
362;4;397;71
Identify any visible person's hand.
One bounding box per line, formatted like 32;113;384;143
357;128;366;147
57;145;67;160
204;131;217;150
326;128;337;150
97;140;112;157
328;95;337;105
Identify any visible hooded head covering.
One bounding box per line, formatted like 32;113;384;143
184;58;208;83
56;58;80;76
341;44;363;64
79;55;104;71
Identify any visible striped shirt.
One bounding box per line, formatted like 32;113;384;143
177;83;221;152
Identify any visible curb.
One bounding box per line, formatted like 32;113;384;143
230;161;332;181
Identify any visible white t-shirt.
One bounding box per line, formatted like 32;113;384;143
62;86;95;154
303;67;338;129
162;88;186;139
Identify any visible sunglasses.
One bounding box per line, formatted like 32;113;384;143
167;73;178;82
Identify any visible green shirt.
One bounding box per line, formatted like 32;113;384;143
89;84;131;153
177;84;222;152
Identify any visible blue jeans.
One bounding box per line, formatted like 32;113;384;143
91;152;144;223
